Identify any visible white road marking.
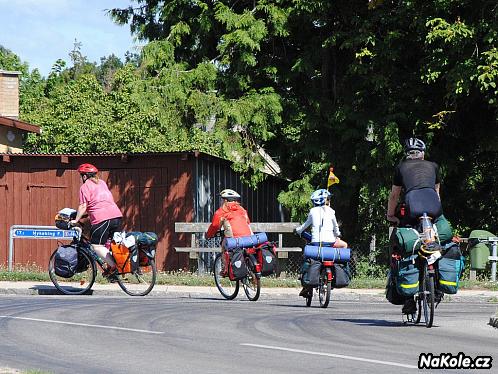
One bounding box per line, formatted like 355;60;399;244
0;315;164;335
241;343;417;369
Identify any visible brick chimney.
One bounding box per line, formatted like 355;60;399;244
0;70;21;119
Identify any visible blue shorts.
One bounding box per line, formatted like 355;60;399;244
310;242;335;247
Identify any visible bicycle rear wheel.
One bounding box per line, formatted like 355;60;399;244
421;264;435;328
117;253;157;296
318;269;331;308
242;258;261;301
213;253;239;300
49;248;96;295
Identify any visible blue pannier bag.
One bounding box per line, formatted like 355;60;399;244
303;245;351;263
224;232;268;251
54;244;79;278
438;244;464;294
396;255;419;297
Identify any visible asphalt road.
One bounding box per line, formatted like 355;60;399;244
0;295;496;374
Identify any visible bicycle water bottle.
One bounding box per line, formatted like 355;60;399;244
420;213;434;243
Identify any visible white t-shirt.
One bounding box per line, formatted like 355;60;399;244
295;205;341;243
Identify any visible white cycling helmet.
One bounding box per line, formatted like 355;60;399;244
310;189;331;206
404;138;426;153
220;189;241;201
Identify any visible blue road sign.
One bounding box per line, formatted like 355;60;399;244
13;229;77;239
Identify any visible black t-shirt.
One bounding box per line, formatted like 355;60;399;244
393;159;440;193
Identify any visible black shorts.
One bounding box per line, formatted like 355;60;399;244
404;188;442;223
90;217;122;245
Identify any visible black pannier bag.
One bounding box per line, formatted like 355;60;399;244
260;245;277;276
301;259;321;287
54;245;79;278
229;249;248;281
332;263;351;288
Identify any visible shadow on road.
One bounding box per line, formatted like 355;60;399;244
29;285;94;296
333;318;406;327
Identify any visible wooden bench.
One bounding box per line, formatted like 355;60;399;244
174;222;302;259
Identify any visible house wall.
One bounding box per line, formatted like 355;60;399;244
0;154;193;271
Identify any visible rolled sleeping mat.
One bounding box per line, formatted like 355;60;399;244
224;232;268;251
303;245;351;263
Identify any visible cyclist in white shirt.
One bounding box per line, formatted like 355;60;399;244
295;189;348;248
295;189;348;297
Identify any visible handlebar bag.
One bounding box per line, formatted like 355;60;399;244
224;232;268;251
303;245;351;263
228;249;248;281
300;259;321;287
259;244;277;276
438;244;464;294
396;255;419;297
54;208;77;230
54;244;79;278
333;263;351;288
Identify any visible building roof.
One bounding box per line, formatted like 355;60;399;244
0;116;41;134
0;70;22;75
0;150;283;177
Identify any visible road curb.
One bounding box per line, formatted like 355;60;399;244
0;282;496;303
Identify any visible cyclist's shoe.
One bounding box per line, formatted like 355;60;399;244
299;287;311;298
435;290;444;306
102;266;118;278
402;298;417;314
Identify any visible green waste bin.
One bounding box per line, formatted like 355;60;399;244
468;230;494;270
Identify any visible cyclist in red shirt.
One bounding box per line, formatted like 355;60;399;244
206;189;253;274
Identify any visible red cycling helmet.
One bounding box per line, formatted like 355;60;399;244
77;163;98;174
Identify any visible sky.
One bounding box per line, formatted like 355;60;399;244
0;0;139;77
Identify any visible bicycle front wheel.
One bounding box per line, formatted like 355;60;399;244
318;269;331;308
48;248;96;295
213;253;239;300
421;264;435;328
242;259;261;301
117;254;157;296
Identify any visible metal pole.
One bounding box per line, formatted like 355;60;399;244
491;240;497;283
8;226;14;272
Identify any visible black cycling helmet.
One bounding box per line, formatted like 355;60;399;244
404;138;426;153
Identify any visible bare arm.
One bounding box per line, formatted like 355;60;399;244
435;183;440;199
387;185;402;220
73;203;87;223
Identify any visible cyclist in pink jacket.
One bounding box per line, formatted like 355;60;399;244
71;163;123;276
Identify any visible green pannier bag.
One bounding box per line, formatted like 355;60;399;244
392;228;421;256
438;246;465;294
396;255;419;297
434;215;453;244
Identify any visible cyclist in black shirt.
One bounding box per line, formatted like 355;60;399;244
387;138;442;226
387;138;442;314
